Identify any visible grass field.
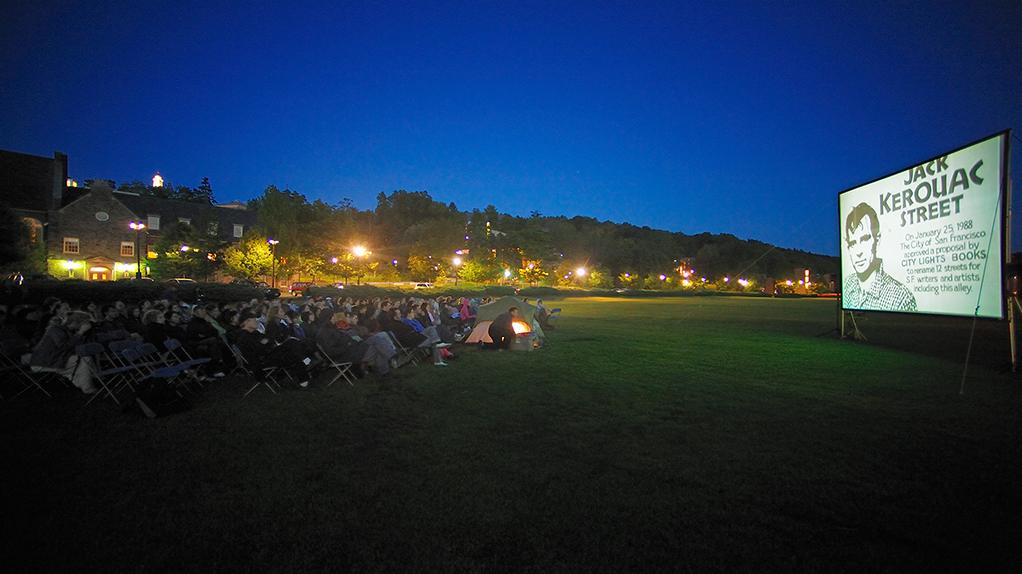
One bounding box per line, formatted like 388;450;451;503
4;297;1021;572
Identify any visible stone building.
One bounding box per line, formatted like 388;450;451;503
1;148;256;280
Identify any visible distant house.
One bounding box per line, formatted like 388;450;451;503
1;148;256;280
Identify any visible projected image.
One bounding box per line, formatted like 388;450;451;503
842;202;917;311
839;132;1007;318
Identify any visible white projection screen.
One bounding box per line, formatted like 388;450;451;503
839;131;1010;318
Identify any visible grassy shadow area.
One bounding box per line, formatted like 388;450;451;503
3;297;1020;572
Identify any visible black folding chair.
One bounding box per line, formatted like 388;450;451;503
0;341;52;399
316;343;355;387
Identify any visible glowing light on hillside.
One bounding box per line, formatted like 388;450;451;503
786;280;793;286
575;267;586;277
723;277;730;283
659;274;667;281
152;173;164;188
503;269;512;278
452;256;462;266
352;245;367;257
682;279;692;287
737;278;749;287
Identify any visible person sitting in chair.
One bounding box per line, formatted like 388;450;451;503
317;311;397;378
236;318;312;388
29;311;96;393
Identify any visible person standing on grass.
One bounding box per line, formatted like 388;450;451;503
486;306;520;350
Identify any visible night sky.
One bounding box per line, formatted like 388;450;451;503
2;1;1020;255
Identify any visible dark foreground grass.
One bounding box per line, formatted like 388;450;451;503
3;297;1021;572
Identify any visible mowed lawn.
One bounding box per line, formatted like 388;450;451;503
4;297;1021;572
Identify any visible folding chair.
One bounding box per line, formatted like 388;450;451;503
163;338;212;371
386;332;421;367
222;334;250;377
316;343;355;387
76;343;137;407
229;344;293;397
0;341;52;399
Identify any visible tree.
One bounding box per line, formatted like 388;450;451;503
0;204;29;268
194;177;215;205
458;258;498;283
586;268;613;289
618;272;639;288
519;260;548;286
223;233;273;279
406;255;436;281
147;221;223;279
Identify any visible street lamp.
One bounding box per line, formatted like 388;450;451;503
452;256;462;285
268;239;279;288
128;221;146;279
352;245;368;284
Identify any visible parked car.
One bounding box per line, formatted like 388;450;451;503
414;282;433;289
230;278;281;299
164;278;197;285
289;281;315;296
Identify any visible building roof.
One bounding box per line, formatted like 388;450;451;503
112;191;258;236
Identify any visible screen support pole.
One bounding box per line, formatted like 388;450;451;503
1009;295;1021;372
840;310;867;341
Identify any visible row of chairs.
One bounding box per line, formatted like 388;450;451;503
2;328;441;402
223;334;357;398
75;338;210;407
229;330;447;398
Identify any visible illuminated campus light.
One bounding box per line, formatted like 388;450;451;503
576;267;586;277
352;245;367;257
503;269;512;278
452;256;462;266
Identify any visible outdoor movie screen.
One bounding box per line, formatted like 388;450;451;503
839;131;1009;319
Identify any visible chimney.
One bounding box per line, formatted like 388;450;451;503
51;151;68;211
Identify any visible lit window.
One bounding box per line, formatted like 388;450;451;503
207;222;218;236
62;237;80;254
147;215;160;230
178;217;191;226
233;224;244;238
120;241;135;257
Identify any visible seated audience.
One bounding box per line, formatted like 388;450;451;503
29;311;96;393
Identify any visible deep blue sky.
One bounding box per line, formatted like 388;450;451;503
3;1;1020;255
